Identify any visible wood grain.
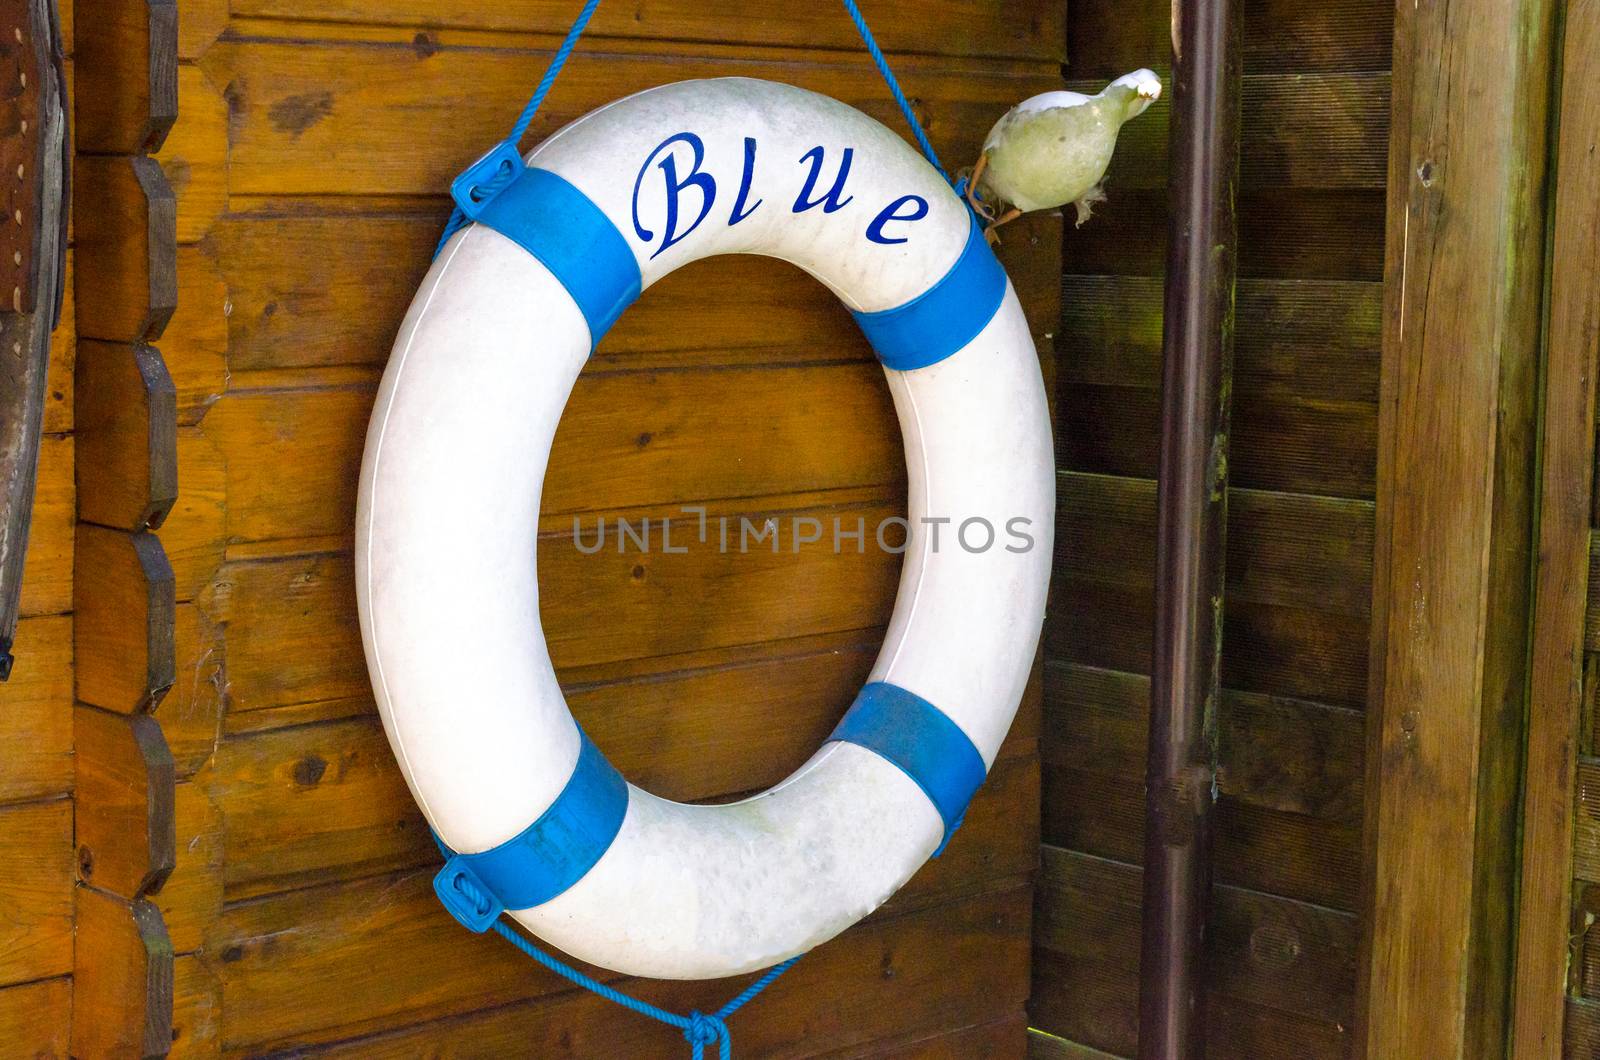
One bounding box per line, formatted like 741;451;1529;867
15;433;71;618
0;976;71;1057
170;211;1059;378
1358;0;1555;1052
0;614;72;803
1511;1;1600;1055
72;0;177;154
74;525;176;712
199;35;1056;199
209;872;1031;1054
74;340;178;531
73;154;177;342
0;798;73;987
72;887;174;1059
1069;0;1391;78
74;706;177;899
226;0;1068;62
1031;846;1355;1056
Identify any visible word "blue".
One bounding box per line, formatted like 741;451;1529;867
630;132;929;258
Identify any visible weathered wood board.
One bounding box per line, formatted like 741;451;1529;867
1029;0;1392;1053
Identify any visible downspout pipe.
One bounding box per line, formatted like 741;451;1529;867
1137;0;1241;1055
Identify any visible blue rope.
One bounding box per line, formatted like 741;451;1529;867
446;870;796;1059
433;0;602;255
839;0;950;182
436;0;958;257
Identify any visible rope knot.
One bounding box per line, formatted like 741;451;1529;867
683;1011;729;1059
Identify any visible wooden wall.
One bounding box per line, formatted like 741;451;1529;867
62;0;1070;1054
1029;0;1391;1055
0;4;75;1053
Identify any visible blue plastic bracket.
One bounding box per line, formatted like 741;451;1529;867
450;139;527;221
434;856;505;933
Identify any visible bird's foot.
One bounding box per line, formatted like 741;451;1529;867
984;207;1022;245
965;152;997;222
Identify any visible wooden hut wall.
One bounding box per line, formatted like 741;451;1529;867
61;0;1070;1053
0;7;75;1053
1029;0;1391;1056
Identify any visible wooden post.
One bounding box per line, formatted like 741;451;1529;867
1510;1;1600;1056
1357;0;1557;1053
1136;0;1240;1054
72;2;182;1055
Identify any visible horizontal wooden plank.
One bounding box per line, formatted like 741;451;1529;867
0;615;73;804
209;699;1036;902
1567;995;1600;1057
167;207;1059;378
224;1;1067;62
0;976;71;1057
202;487;910;720
1058;473;1374;617
197;362;906;550
1060;276;1382;406
1082;72;1388;191
1043;661;1363;823
1031;846;1355;1056
0;799;73;986
1049;567;1371;711
1069;0;1392;78
199;35;1057;199
1059;383;1377;500
210;870;1031;1053
1040;761;1361;911
16;434;72;618
1063;187;1387;282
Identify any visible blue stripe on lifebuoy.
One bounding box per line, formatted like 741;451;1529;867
433;728;628;931
472;166;643;345
850;213;1008;372
828;681;987;854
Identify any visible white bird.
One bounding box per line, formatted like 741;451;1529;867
968;69;1162;237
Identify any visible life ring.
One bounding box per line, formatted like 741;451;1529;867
356;77;1053;980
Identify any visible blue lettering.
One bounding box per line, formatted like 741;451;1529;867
729;137;763;226
632;132;717;259
793;146;855;214
866;194;929;245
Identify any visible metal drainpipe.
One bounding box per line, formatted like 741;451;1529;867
1137;0;1240;1055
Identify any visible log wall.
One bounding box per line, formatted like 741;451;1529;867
1029;0;1392;1055
68;0;1069;1053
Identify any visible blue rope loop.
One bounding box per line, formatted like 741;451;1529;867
436;0;957;258
449;870;797;1059
426;3;953;1052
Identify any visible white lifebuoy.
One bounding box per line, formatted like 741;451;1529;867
356;77;1053;980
